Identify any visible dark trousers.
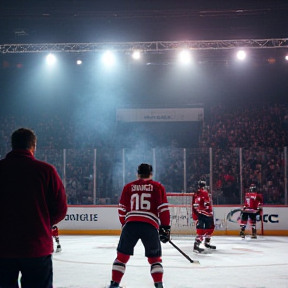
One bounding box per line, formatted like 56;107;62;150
0;255;53;288
117;221;162;258
240;211;257;225
196;214;215;230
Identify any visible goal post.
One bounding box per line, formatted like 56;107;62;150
166;192;265;236
167;193;196;235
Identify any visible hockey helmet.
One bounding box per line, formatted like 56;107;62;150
198;180;206;188
249;184;257;192
137;163;153;175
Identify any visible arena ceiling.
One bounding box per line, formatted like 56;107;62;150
1;0;288;44
1;0;288;67
1;0;288;112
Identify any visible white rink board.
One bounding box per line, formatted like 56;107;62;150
57;206;288;235
58;206;121;230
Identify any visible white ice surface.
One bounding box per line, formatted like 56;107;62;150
52;235;288;288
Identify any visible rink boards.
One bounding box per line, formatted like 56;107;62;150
57;205;288;236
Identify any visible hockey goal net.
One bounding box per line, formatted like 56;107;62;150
167;193;196;235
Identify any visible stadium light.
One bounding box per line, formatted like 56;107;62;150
285;55;288;61
76;60;82;65
132;50;141;60
46;53;57;65
236;50;246;61
178;49;191;64
102;50;116;66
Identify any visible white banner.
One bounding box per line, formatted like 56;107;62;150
58;206;121;231
116;108;204;122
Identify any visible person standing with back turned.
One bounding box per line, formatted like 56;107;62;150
108;163;171;288
0;128;67;288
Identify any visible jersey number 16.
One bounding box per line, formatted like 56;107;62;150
131;193;151;210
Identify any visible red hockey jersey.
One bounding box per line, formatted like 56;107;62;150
243;192;263;213
51;226;59;237
192;188;213;220
118;178;170;229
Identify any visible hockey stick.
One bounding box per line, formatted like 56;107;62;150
168;240;200;264
260;208;264;235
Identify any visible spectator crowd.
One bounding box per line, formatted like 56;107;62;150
1;103;288;205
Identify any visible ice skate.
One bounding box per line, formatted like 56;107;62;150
204;239;216;249
239;226;245;239
106;281;124;288
251;227;257;239
193;240;204;253
204;243;216;249
155;282;164;288
239;230;245;239
55;245;62;252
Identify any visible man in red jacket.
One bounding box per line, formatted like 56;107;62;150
108;163;170;288
0;128;67;288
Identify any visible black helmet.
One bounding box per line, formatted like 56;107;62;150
137;163;153;175
198;180;206;188
249;184;256;192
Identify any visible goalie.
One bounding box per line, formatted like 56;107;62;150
239;184;263;239
192;180;216;253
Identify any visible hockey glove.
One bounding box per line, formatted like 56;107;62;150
159;225;171;243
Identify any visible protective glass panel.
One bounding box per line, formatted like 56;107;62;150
211;147;241;205
155;148;184;193
242;147;285;205
36;149;64;178
66;149;94;205
186;148;210;193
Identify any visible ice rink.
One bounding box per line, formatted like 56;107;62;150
52;235;288;288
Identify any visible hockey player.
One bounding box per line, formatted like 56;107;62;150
240;184;263;239
108;163;170;288
192;180;216;253
52;225;62;252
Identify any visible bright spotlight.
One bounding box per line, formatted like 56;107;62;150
76;60;82;65
102;51;115;66
132;50;141;60
285;55;288;61
46;53;56;65
178;50;191;64
236;50;246;60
